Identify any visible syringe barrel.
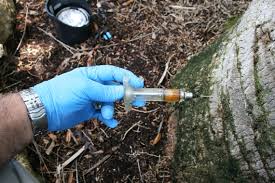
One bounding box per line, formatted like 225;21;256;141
132;88;181;102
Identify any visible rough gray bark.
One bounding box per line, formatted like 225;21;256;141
0;0;15;43
172;0;275;182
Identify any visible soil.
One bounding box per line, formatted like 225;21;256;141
1;0;249;182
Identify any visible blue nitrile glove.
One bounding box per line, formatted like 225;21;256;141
32;65;144;131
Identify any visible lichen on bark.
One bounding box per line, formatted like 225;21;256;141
172;0;275;182
0;0;15;44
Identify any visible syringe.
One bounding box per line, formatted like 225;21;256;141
123;79;194;112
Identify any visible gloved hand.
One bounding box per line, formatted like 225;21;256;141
32;65;144;131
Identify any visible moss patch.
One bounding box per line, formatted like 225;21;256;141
253;53;275;180
171;33;249;182
223;16;241;31
16;151;45;183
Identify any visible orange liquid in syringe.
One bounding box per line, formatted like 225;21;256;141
163;89;181;102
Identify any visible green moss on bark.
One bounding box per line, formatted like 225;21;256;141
171;37;247;182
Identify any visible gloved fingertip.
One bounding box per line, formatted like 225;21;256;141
102;118;118;128
129;77;144;88
101;104;114;120
96;113;118;128
132;100;146;107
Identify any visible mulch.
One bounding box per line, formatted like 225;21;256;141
1;0;249;182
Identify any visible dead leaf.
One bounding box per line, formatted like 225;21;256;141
48;133;57;141
67;172;74;183
46;140;55;155
42;138;49;145
150;133;161;145
65;130;72;143
122;0;134;6
75;123;84;130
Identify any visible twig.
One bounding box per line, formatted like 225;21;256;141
84;154;111;175
13;5;29;55
57;145;86;174
126;151;160;158
131;107;159;113
46;140;55;155
82;130;94;146
37;27;76;54
0;81;22;92
100;128;109;138
169;5;196;10
99;31;157;49
121;121;141;141
137;159;144;183
68;129;79;145
32;139;49;172
157;118;164;133
75;161;79;183
157;54;175;86
122;0;134;6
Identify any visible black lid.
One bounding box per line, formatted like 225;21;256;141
45;0;94;45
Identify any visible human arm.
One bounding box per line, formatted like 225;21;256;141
0;65;143;165
0;93;33;166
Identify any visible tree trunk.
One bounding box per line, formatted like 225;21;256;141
172;0;275;182
0;0;15;44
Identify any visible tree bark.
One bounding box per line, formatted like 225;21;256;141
0;0;15;44
172;0;275;182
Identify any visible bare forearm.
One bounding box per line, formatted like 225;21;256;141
0;93;33;166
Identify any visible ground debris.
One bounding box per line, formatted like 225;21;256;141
2;0;250;182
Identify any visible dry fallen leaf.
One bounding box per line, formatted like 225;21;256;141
48;133;57;141
65;130;72;143
150;133;161;145
75;123;84;130
67;171;74;183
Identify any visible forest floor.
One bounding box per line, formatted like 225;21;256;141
2;0;249;182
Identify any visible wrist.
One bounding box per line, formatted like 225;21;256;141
19;88;48;134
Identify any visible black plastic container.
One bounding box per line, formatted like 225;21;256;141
45;0;93;45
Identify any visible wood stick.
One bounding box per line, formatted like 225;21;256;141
13;5;29;55
131;107;159;113
84;154;111;175
157;54;175;86
121;121;141;141
137;159;144;183
37;27;76;54
57;145;86;174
